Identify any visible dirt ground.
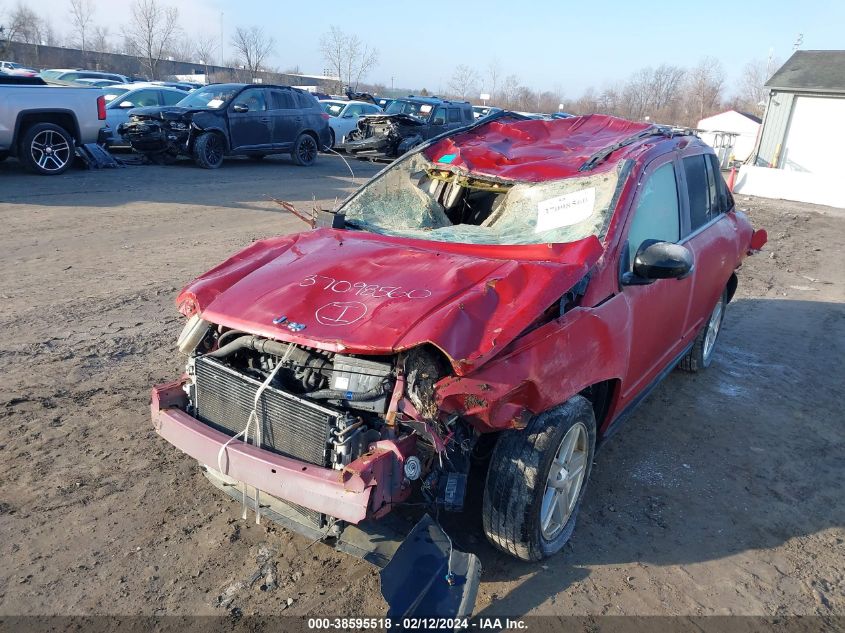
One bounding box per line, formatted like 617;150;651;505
0;155;843;620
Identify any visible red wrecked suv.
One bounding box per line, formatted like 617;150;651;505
151;114;765;596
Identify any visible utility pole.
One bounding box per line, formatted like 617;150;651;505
793;33;803;51
219;11;224;66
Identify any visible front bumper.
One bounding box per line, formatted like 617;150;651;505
119;120;180;153
342;134;393;154
151;379;412;524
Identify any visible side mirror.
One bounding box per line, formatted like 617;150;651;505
342;113;354;118
232;103;249;113
624;240;693;284
118;101;134;108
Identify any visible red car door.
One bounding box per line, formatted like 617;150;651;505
619;154;694;401
678;152;738;338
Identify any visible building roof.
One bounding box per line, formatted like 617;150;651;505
766;50;845;94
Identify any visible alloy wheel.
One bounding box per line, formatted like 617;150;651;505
30;130;71;173
540;421;589;540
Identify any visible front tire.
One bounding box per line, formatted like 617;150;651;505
292;133;318;166
483;396;596;561
19;123;75;175
192;132;225;169
679;288;727;372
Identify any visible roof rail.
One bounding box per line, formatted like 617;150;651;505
578;125;696;172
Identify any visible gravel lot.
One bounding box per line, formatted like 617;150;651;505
0;155;843;620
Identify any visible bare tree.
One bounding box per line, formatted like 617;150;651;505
193;34;217;65
684;56;725;124
448;64;479;100
89;24;110;52
487;58;501;100
122;0;181;79
68;0;94;52
230;25;274;77
319;26;378;92
735;58;777;115
4;3;43;44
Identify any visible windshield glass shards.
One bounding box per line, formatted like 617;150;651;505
177;86;239;109
384;100;433;120
340;153;629;246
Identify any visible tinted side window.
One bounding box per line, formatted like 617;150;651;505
365;105;380;114
447;108;462;123
294;92;316;108
161;90;184;105
432;106;447;124
627;162;680;259
270;90;295;109
683;155;709;232
463;108;474;122
345;104;364;117
237;88;267;111
707;153;732;214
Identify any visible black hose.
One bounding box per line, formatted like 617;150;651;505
207;335;330;374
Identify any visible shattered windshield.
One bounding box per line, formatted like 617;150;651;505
384;100;433;121
177;86;239;109
340;153;629;246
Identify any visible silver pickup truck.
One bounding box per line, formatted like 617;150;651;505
0;84;106;175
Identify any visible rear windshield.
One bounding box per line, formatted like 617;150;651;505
340;152;629;245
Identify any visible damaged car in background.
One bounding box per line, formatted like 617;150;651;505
118;83;331;168
150;112;767;618
342;96;474;161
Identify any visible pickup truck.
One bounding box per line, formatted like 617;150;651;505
0;83;106;175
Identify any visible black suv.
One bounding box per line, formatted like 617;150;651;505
118;83;331;168
342;96;474;160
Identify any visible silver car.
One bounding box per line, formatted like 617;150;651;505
99;85;186;146
319;99;382;148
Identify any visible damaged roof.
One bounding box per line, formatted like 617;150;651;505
765;50;845;94
423;114;654;182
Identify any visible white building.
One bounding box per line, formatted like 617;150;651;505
736;50;845;207
696;110;761;165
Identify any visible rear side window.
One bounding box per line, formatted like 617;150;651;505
448;108;462;123
707;154;732;214
683;155;710;232
294;91;316;108
270;90;295;109
627;162;680;258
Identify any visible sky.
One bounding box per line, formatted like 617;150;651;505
17;0;845;97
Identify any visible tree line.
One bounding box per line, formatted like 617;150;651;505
1;0;774;127
434;56;777;126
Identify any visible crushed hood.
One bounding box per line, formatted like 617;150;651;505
180;229;602;374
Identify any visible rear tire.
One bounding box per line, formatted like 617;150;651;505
291;133;318;166
483;396;596;562
19;123;75;175
193;132;225;169
678;289;727;372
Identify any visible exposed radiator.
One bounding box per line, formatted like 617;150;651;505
193;356;345;526
194;356;339;466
